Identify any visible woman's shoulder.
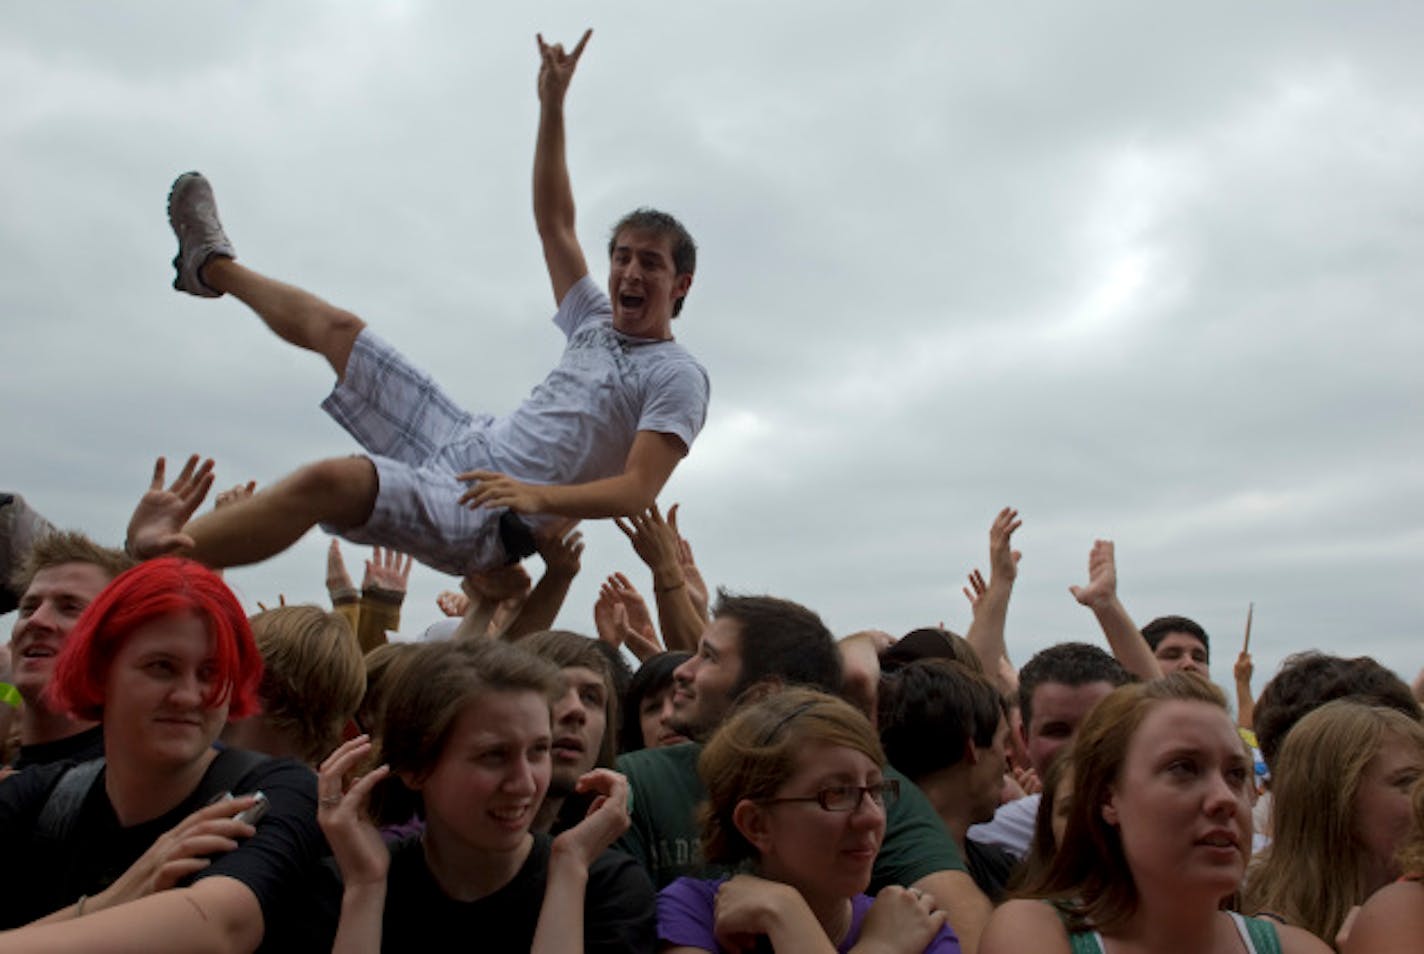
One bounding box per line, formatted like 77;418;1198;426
1338;880;1424;953
1258;918;1331;954
979;899;1074;954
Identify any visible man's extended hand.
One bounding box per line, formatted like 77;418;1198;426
1068;539;1118;610
126;455;215;559
536;29;592;106
457;470;546;514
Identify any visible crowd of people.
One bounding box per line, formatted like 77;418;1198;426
3;26;1422;954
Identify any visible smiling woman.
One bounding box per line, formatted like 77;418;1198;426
0;557;329;954
313;638;655;953
657;688;960;953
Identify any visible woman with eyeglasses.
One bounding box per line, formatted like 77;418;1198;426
657;688;960;953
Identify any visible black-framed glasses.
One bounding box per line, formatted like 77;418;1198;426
760;779;900;813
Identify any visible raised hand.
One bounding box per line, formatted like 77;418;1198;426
326;539;355;595
536;29;592;106
988;506;1023;583
317;735;391;888
457;469;546;515
436;589;471;618
536;526;584;579
363;546;414;593
89;795;259;913
125;454;215;559
1234;651;1254;686
666;504;710;619
962;568;988;616
605;573;654;633
213;481;256;511
1068;539;1118;610
614;504;682;581
593;585;663;661
463;563;533;603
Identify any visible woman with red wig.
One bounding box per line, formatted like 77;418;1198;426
0;557;328;953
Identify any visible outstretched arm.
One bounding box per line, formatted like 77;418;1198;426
613;505;704;653
458;428;684;520
1068;539;1162;682
963;507;1022;695
534;30;592;305
503;526;584;640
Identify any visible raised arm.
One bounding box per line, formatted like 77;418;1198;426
963;507;1022;695
613;504;704;653
1068;539;1162;682
533;30;593;305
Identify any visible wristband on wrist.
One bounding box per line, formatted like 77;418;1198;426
0;683;20;708
655;579;686;595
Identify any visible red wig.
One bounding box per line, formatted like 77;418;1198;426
50;557;263;721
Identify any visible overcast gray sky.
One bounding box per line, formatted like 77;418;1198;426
4;1;1421;693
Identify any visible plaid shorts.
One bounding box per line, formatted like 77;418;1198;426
319;329;505;575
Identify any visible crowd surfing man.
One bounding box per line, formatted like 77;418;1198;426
130;30;709;577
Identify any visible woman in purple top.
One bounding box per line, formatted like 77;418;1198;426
657;688;960;954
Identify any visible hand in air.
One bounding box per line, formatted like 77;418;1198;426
666;504;711;617
126;455;215;559
614;504;682;577
536;29;592;105
363;546;414;593
536;525;584;579
1234;651;1254;685
594;580;663;661
988;506;1023;583
1068;539;1118;611
213;481;256;511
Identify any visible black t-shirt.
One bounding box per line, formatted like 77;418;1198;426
11;725;104;770
0;751;328;952
315;832;655;953
965;837;1018;904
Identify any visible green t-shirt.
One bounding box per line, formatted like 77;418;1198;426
615;742;965;889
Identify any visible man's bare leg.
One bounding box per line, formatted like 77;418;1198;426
131;456;379;568
168;172;365;379
202;259;365;379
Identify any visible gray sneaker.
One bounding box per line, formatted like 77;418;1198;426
167;171;235;297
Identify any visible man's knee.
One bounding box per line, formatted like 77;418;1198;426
288;457;377;527
323;311;366;380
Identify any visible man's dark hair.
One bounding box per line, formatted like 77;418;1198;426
879;660;1002;781
714;590;842;698
1254;651;1421;773
1018;642;1132;731
608;208;697;316
1140;615;1210;656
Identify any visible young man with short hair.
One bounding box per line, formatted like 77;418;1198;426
131;31;709;578
617;592;994;953
967;641;1132;859
7;532;133;768
1141;614;1211;677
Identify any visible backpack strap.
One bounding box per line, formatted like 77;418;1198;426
34;757;106;847
201;747;271;800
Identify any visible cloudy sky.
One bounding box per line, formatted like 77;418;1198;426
4;1;1421;693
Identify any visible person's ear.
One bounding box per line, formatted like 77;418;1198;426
733;798;775;855
398;769;424;792
673;273;693;302
1101;788;1120;827
964;735;982;765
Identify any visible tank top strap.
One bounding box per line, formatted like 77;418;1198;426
1228;911;1283;954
